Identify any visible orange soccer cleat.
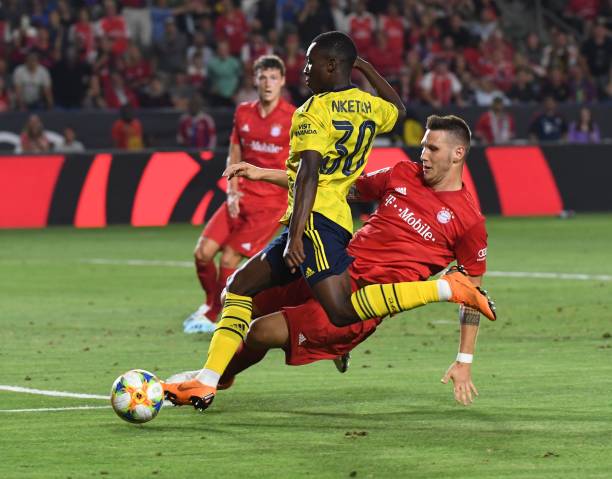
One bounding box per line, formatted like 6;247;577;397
441;266;497;321
163;379;216;411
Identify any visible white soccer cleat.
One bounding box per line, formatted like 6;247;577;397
165;370;200;384
183;304;211;328
183;317;217;334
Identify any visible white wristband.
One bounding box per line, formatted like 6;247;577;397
456;352;473;364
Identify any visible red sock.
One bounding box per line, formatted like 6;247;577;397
195;259;218;305
220;342;268;384
216;266;237;303
206;265;236;320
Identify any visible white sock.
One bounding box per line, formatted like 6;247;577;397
195;368;221;388
436;279;452;301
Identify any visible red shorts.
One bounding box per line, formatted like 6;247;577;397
202;202;285;257
253;277;382;366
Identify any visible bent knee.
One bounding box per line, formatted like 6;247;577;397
327;303;360;327
219;251;242;269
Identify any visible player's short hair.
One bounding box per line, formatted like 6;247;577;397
426;115;471;153
253;55;286;76
311;31;357;74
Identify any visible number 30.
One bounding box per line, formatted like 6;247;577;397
320;120;376;176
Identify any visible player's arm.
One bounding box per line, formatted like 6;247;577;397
226;142;243;218
441;274;482;406
353;57;406;124
284;150;322;272
224;162;289;189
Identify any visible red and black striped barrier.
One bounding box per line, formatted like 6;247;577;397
1;146;610;229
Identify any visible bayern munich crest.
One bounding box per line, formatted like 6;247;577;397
270;124;282;137
436;207;454;224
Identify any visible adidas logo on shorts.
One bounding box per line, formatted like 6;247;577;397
305;267;315;278
298;333;307;345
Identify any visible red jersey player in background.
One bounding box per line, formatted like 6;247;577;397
184;55;295;333
166;115;496;407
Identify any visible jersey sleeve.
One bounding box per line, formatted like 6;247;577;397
374;97;399;134
355;167;391;201
454;219;488;277
290;106;328;154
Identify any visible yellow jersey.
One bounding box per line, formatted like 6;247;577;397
281;86;399;233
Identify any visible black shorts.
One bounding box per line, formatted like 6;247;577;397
262;212;354;288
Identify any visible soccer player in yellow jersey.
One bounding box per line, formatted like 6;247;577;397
165;32;495;411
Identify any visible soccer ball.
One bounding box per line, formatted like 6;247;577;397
110;369;164;424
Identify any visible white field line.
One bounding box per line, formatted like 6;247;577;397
0;385;107;400
0;406;111;413
0;385;174;413
83;258;612;281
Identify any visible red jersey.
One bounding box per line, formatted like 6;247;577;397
348;161;487;284
214;13;248;56
379;15;405;59
347;13;376;52
178;112;217;149
230;99;295;206
97;15;129;55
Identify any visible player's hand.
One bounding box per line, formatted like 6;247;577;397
223;162;262;181
353;56;369;71
441;361;478;406
227;190;242;218
283;236;305;273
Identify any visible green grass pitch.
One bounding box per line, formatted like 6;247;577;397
1;214;611;478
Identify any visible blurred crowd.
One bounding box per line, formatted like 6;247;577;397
2;0;611;151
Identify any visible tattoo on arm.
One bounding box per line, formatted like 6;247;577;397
459;306;481;326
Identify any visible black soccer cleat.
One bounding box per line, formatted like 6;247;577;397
333;352;351;373
190;393;215;412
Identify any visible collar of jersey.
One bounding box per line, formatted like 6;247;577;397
327;84;357;93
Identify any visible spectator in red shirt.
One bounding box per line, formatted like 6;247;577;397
367;31;399;78
475;96;515;144
282;32;305;100
111;105;144;150
187;52;207;89
566;0;601;22
347;0;376;53
97;0;130;57
104;71;140;108
241;32;273;68
177;95;217;149
378;3;405;59
124;43;152;93
420;60;463;107
71;8;95;62
214;0;248;56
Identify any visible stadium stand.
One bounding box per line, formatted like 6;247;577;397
0;0;611;147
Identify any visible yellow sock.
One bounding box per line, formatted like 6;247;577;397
351;281;440;320
203;292;253;375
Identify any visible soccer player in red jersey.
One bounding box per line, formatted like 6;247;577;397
184;55;296;333
165;115;496;407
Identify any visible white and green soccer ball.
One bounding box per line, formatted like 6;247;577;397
110;369;164;424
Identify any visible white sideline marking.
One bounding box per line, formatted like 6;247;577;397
0;406;111;413
0;385;108;400
486;271;612;282
85;258;192;267
0;385;175;414
83;258;612;281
